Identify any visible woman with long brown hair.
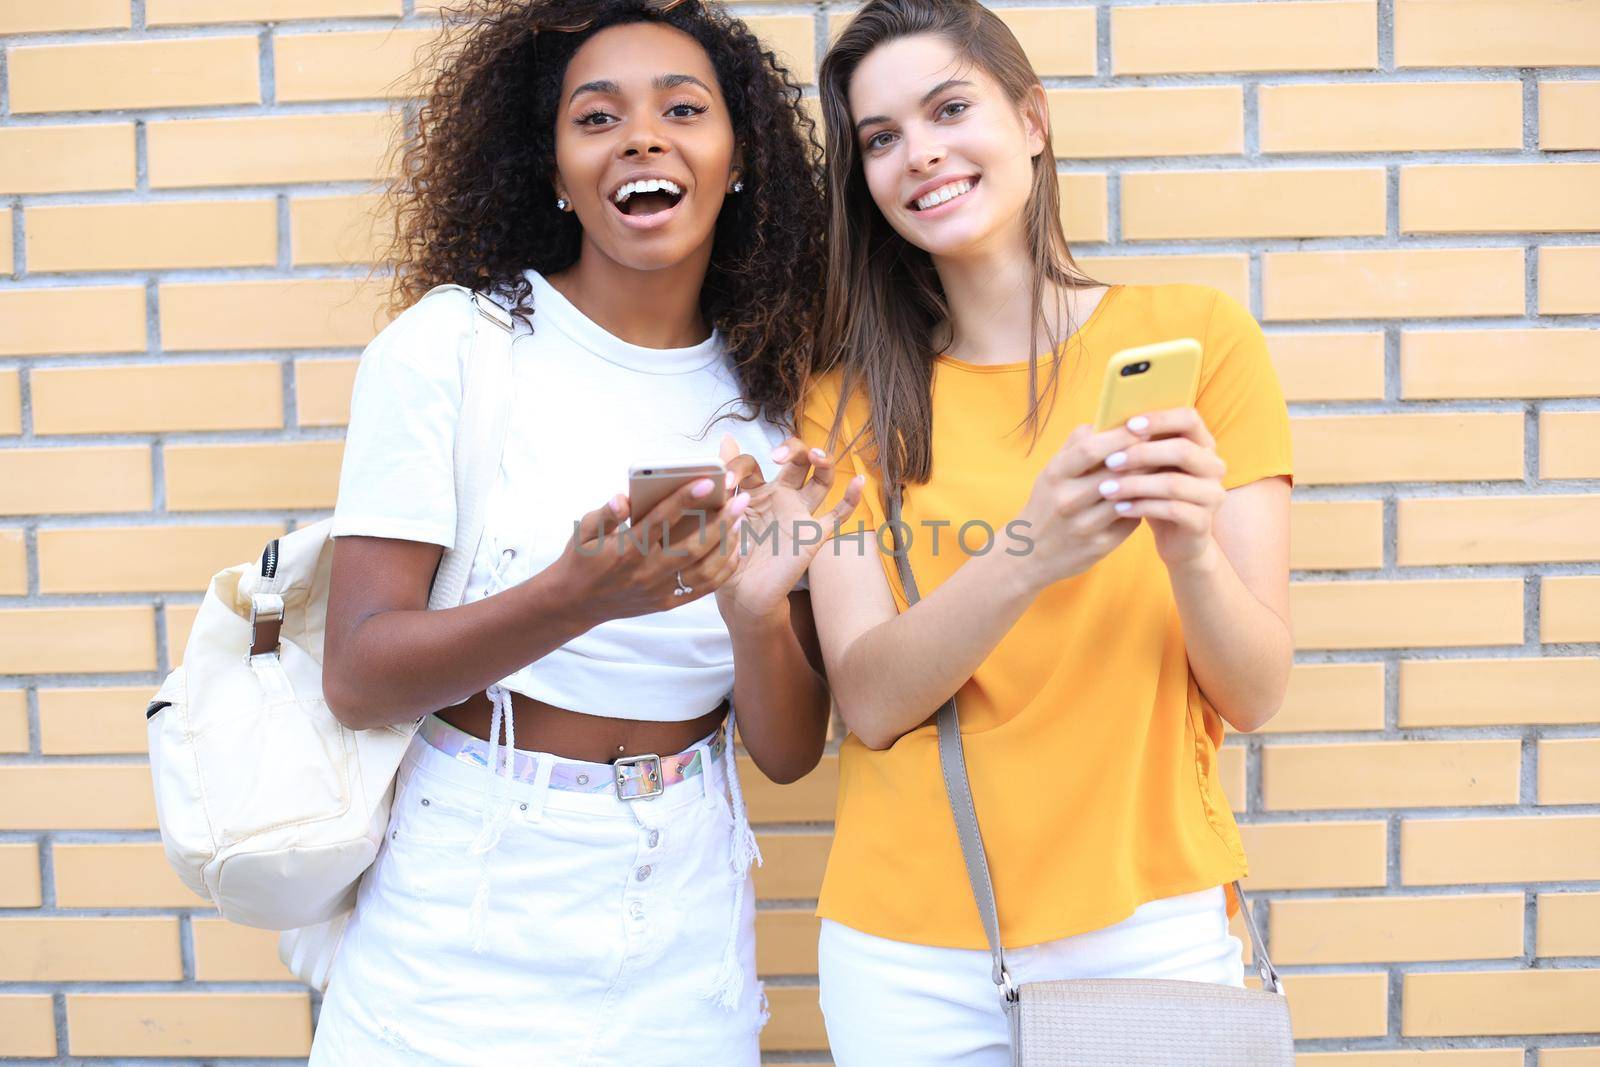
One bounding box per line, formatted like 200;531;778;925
800;1;1294;1061
307;1;860;1062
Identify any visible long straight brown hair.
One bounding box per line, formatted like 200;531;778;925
812;0;1100;489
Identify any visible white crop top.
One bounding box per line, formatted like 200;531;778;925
330;269;801;721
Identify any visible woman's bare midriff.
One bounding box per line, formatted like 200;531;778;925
438;689;729;764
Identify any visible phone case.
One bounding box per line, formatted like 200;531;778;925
1093;338;1203;431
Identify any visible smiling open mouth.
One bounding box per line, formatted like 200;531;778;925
612;178;685;217
910;176;978;212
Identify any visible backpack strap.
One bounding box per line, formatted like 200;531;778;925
425;284;517;612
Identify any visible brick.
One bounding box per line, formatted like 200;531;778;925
0;286;146;357
1260;662;1384;734
1077;254;1250;308
754;832;829;900
741;754;837;823
167;602;202;664
1047;87;1243;158
1399;495;1600;566
1122;168;1384;241
1291;579;1523;651
290;193;388;266
1280;972;1388;1039
1540;246;1600;314
0;124;136;194
1403;814;1600;885
53;842;206;907
1540;739;1600;805
192;918;294;981
1299;1053;1522;1067
275;28;440;103
1264;248;1524;321
147;0;400;22
26;200;277;273
1538;892;1600;957
33;362;284;436
0;996;55;1058
1542;81;1600;150
997;8;1097;76
0;446;152;516
761;985;823;1053
39;685;159;754
1404;329;1600;399
161;278;389;351
164;440;343;511
756;908;818;975
0;0;130;32
1114;1;1376;75
0;917;181;981
1402;164;1600;234
39;523;282;595
1057;173;1108;244
1291;413;1523;484
1260;81;1523;153
1543;1051;1600;1067
295;357;359;425
1272;893;1522;964
1541;412;1600;479
743;16;814;85
8;37;260;113
0;528;23;595
1264;739;1520;810
1544;576;1600;643
1402;658;1600;727
0;606;156;674
148;112;397;188
0;690;23;756
67;993;312;1057
1404;969;1600;1037
0;764;155;830
1238;820;1387;890
0;371;18;436
0;843;41;907
1291;499;1383;570
1396;0;1600;67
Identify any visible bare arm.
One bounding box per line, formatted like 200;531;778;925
723;589;831;783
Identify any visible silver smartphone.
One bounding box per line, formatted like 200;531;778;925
625;459;728;546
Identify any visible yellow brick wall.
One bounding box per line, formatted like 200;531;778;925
1;0;1597;1061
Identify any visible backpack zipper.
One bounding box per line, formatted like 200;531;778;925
262;538;279;580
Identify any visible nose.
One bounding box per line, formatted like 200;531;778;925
619;115;670;160
904;131;945;174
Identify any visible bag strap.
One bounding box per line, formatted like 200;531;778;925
883;484;1283;999
424;283;516;612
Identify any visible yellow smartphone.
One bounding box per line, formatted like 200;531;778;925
1092;338;1203;432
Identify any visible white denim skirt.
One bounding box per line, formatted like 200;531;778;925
818;885;1246;1067
309;714;766;1066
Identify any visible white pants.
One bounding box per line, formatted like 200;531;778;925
309;723;766;1065
818;885;1245;1067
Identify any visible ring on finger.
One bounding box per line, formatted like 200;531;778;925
672;570;694;598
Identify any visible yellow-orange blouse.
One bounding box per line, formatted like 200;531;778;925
799;283;1294;949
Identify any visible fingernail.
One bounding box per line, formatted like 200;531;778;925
810;447;827;460
610;494;626;515
726;470;737;491
771;446;790;462
1098;479;1119;497
1106;451;1127;469
691;478;714;498
731;491;751;514
1128;416;1149;433
1114;501;1133;514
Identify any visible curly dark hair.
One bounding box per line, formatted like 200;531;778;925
380;0;825;432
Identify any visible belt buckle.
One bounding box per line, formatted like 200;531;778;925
614;753;664;801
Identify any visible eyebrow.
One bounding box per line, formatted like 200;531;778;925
853;78;975;134
569;73;714;105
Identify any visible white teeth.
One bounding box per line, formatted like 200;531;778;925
914;178;974;211
613;178;684;204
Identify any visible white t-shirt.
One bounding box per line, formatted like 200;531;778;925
330;269;800;721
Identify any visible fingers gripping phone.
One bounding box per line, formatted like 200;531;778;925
1093;338;1203;432
626;459;728;548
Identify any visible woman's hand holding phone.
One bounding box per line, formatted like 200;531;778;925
1094;407;1227;570
1010;423;1145;593
553;473;753;625
713;432;866;627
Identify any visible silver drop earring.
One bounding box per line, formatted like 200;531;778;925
731;180;743;193
556;197;569;211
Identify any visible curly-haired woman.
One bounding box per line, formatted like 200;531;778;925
306;2;862;1062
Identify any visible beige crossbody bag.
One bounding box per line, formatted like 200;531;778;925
885;484;1295;1066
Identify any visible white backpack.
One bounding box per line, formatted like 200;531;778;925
144;283;515;989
